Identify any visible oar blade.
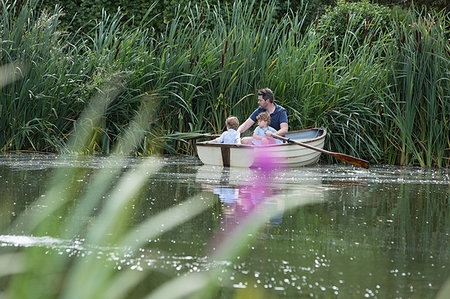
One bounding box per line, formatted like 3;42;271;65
332;153;370;169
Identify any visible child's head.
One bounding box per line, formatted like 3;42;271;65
226;116;239;130
256;112;271;127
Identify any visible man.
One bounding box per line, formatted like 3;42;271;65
238;88;288;144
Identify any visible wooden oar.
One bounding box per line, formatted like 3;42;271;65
168;133;220;141
272;134;370;169
186;133;220;140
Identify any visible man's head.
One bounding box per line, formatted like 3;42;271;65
257;88;274;109
226;116;239;130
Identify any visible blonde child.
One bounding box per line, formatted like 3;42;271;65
207;116;241;144
252;112;283;145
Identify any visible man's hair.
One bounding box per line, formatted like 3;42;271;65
256;112;271;125
257;88;274;103
226;116;239;130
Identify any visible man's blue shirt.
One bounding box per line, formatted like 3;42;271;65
249;103;288;131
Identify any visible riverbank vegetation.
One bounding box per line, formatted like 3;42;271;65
0;0;448;167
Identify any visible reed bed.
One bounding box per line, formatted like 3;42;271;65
381;11;449;167
0;0;448;167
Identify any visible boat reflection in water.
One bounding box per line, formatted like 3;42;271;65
207;169;285;228
196;148;325;232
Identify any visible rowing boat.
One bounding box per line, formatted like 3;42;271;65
196;128;327;167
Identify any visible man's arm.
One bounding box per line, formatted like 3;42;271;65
266;122;288;137
267;108;288;136
237;118;255;134
277;122;288;135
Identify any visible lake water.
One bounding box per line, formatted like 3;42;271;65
0;153;449;298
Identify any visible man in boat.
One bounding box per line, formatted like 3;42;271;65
237;88;288;144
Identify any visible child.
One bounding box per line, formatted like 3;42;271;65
207;116;241;144
252;112;283;145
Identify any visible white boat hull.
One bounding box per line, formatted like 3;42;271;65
196;128;327;167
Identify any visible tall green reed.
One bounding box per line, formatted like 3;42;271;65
0;0;166;154
381;9;449;167
266;14;388;162
155;0;288;134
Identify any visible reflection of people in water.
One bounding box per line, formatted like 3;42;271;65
201;158;286;253
213;186;238;204
212;169;238;204
204;165;284;229
236;175;284;226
